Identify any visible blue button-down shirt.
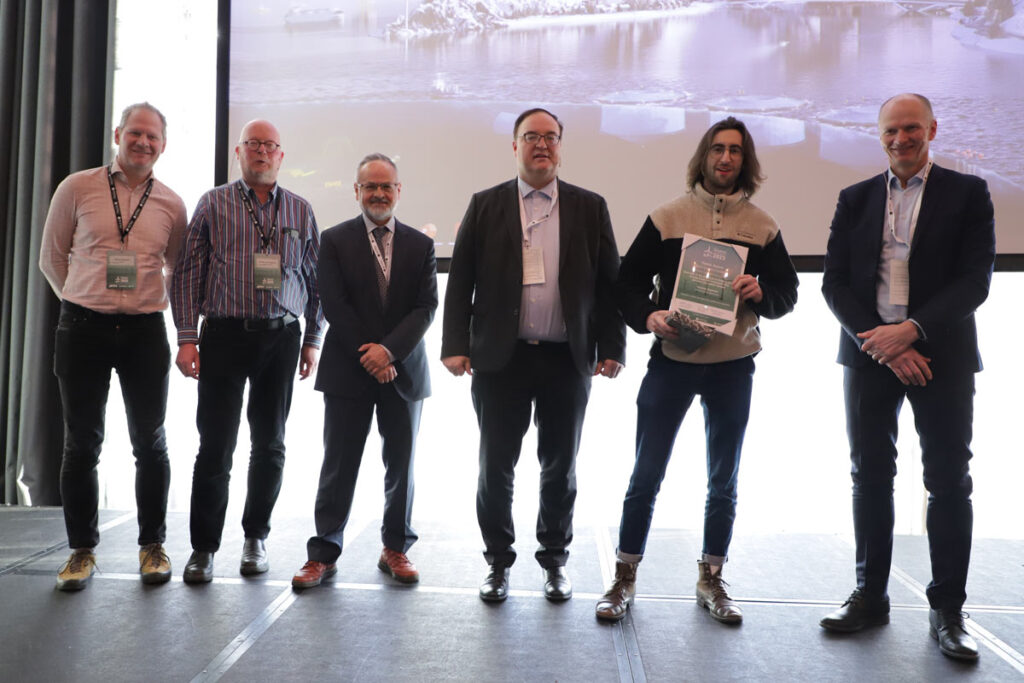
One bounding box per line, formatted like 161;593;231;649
517;177;566;342
171;179;325;347
876;166;927;324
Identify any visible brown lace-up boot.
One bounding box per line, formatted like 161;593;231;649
595;561;638;621
696;560;743;624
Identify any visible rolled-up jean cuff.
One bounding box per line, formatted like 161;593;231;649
702;552;727;566
616;550;643;564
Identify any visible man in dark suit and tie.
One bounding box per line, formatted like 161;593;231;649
441;108;627;602
820;94;995;661
292;153;438;589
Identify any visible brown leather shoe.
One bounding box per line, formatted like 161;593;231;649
696;560;742;624
378;548;419;583
292;560;337;589
596;561;638;621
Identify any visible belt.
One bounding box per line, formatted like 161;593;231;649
205;314;298;332
60;300;162;321
518;339;568;348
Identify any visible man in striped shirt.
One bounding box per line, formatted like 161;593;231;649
171;119;325;583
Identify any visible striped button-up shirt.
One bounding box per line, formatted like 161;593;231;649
171;179;325;347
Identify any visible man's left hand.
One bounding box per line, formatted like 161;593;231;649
858;320;919;365
594;359;623;378
732;274;762;304
298;344;320;380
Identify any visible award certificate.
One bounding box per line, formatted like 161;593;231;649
668;234;748;344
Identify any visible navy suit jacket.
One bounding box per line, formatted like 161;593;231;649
441;178;626;376
315;216;438;401
822;164;995;374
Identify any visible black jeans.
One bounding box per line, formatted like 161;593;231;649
189;318;301;552
54;301;171;549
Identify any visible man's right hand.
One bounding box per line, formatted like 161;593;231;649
176;343;200;379
441;355;472;377
886;348;932;386
646;310;678;338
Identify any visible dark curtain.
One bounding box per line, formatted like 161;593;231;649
0;0;112;504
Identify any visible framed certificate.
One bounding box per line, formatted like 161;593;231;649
667;234;748;349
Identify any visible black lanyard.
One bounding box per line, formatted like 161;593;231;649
107;165;154;244
237;182;279;251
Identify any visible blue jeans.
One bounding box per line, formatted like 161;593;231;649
617;353;754;563
54;301;171;549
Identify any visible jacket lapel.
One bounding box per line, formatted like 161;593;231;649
909;164;941;258
557;179;572;274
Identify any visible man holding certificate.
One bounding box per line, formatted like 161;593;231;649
596;117;798;625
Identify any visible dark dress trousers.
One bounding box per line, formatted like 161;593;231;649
442;178;626;568
821;164;995;609
307;216;437;563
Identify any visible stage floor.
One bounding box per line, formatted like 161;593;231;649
1;506;1022;682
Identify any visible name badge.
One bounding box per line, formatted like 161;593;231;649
889;259;909;307
523;245;545;285
253;252;282;290
106;250;137;289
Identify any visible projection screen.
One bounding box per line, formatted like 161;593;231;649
228;0;1024;258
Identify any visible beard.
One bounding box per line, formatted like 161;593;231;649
363;199;394;224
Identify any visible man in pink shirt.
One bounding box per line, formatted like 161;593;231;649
39;102;187;591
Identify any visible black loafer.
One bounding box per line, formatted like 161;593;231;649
543;566;573;601
820;589;889;632
240;538;269;575
183;550;214;584
479;565;510;602
930;608;979;661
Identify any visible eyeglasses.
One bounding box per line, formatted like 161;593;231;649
709;144;743;158
358;182;398;194
519;132;561;146
242;139;281;153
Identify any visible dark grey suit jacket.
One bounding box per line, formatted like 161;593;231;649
441;178;626;376
316;216;437;401
822;164;995;374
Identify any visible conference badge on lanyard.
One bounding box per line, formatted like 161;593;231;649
253;253;282;290
106;250;138;289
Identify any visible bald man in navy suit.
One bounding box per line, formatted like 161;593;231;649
820;94;995;661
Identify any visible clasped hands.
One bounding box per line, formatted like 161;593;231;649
359;343;396;384
857;321;932;386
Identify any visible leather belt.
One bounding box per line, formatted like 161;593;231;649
205;314;297;332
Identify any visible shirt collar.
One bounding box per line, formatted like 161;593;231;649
692;182;746;210
518;177;557;199
362;213;396;234
886;164;928;190
109;158;155;185
238;178;278;202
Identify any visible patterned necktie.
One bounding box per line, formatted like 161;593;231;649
372;226;388;304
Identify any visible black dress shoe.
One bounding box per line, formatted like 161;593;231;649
240;538;269;575
183;550;214;584
820;589;889;632
543;566;573;601
479;565;510;602
930;608;979;661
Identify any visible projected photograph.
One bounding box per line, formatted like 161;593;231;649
230;0;1024;255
